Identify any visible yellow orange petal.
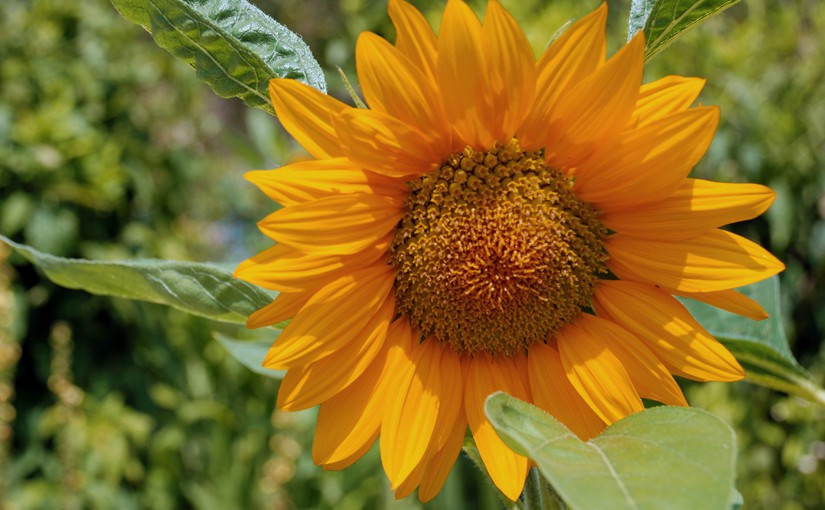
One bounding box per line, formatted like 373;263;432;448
465;352;530;501
269;79;349;159
313;318;414;466
393;463;424;500
674;288;768;321
606;230;785;293
258;193;402;255
333;108;439;178
388;0;438;81
629;76;706;128
356;32;449;152
390;351;466;501
482;0;536;142
314;382;383;468
246;291;310;329
574;107;719;208
593;280;745;381
245;158;407;207
234;239;390;293
576;314;688;407
545;32;644;168
381;340;443;485
527;342;606;441
437;0;494;149
320;431;379;471
601;179;777;240
519;3;606;149
276;297;394;411
557;319;644;424
263;264;393;369
418;409;468;502
429;347;464;452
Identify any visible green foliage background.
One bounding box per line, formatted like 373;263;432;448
0;0;823;508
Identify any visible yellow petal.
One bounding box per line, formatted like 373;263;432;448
356;32;449;153
245;158;407;207
393;462;424;500
381;340;443;485
246;291;310;329
576;314;688;407
557;319;644;424
333;108;440;179
674;288;768;321
519;3;606;149
388;0;438;82
629;76;706;128
545;32;644;168
313;318;414;466
263;264;393;369
465;352;530;501
269;79;349;159
601;179;776;240
258;193;402;255
573;106;719;208
429;347;464;452
418;405;468;502
605;229;785;293
320;430;379;471
234;239;389;293
276;297;394;411
593;280;745;381
527;342;606;441
437;0;494;149
388;350;466;501
481;0;536;142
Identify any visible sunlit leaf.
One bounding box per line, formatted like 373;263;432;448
1;235;271;324
642;0;741;61
109;0;326;115
214;332;284;378
627;0;656;40
680;277;825;407
486;393;737;510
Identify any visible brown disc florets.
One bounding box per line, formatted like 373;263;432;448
389;139;608;356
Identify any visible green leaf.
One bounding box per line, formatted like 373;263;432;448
1;235;272;324
642;0;741;61
679;277;825;406
486;393;737;510
109;0;326;116
627;0;656;40
214;333;284;378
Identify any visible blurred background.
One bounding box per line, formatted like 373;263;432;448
0;0;823;508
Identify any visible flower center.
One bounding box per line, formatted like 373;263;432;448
389;139;608;355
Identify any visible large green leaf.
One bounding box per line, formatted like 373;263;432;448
680;277;825;406
486;393;737;510
214;333;284;378
642;0;741;61
1;235;272;324
109;0;326;115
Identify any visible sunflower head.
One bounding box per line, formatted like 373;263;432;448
236;0;783;502
391;138;608;356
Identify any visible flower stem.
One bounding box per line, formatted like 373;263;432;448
519;468;567;510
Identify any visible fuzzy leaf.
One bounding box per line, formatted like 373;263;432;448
643;0;741;61
680;277;825;406
628;0;656;40
109;0;326;115
486;393;737;510
214;333;284;378
1;235;272;324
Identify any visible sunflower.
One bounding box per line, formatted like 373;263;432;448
235;0;784;501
